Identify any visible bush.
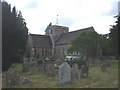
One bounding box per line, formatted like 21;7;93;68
66;57;86;69
37;58;43;65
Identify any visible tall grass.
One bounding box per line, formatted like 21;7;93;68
3;60;118;88
9;63;22;71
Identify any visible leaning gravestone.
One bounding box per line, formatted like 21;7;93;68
6;70;20;86
80;65;88;78
58;62;71;84
71;64;79;81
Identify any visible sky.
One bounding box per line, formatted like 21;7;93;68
6;0;119;34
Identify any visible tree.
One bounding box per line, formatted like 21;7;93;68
109;15;119;59
2;1;28;71
68;30;112;60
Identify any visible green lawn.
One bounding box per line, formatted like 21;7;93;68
3;60;118;88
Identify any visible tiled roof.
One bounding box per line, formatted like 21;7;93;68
30;34;52;48
55;26;94;45
51;25;69;31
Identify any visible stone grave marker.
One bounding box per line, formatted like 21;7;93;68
45;63;56;76
101;63;107;72
100;60;112;72
58;62;71;84
71;64;79;81
106;60;112;67
22;62;29;72
21;78;31;84
6;70;20;86
80;65;88;78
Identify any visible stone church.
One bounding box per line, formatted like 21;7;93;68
25;23;95;60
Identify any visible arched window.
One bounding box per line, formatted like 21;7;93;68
45;49;47;57
63;47;64;54
49;29;52;34
42;49;44;57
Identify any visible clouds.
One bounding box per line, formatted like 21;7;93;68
6;0;119;34
25;1;39;9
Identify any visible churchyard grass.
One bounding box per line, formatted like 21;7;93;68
10;63;23;71
2;60;118;88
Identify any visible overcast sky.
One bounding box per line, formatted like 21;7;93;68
6;0;119;34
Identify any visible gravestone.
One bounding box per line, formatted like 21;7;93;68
80;65;88;78
21;78;31;84
71;64;79;81
101;63;107;72
42;60;46;73
22;63;29;72
101;62;108;72
101;60;112;72
45;63;56;76
58;62;71;84
6;70;20;86
106;60;112;67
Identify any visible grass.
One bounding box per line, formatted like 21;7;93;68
10;63;23;71
2;60;118;88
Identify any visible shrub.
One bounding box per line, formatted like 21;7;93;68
66;56;86;69
37;58;43;65
74;57;86;69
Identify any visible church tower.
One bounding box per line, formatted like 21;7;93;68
45;22;69;57
45;22;69;38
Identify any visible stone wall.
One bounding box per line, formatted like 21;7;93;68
55;44;71;59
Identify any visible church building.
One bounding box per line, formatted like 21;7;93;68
25;23;95;60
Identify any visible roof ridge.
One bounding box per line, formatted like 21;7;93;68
55;26;94;45
30;34;50;37
55;26;94;44
69;26;94;33
52;25;68;28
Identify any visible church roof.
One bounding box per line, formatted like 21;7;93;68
51;25;69;30
30;34;52;48
55;26;94;45
28;26;94;48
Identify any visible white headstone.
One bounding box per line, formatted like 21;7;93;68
58;62;71;84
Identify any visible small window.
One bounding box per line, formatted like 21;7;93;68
45;49;47;57
49;29;52;34
63;47;64;54
42;49;44;57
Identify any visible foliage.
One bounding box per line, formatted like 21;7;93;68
109;15;119;58
2;1;28;71
37;58;43;65
68;30;112;59
66;56;86;69
76;57;86;68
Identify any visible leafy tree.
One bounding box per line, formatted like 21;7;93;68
109;15;119;59
2;1;28;71
68;30;112;60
